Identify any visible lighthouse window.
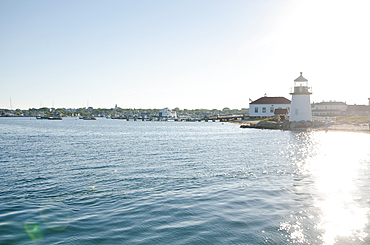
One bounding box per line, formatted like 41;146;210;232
255;107;258;113
262;108;266;113
295;109;299;115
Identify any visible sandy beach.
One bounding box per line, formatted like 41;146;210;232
315;123;370;133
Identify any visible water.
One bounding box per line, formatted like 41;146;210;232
1;117;370;244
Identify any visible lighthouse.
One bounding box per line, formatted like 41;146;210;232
289;72;312;122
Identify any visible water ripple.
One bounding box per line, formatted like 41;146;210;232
1;118;370;244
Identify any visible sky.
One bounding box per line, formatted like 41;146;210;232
1;0;370;110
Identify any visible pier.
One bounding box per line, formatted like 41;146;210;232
110;115;248;122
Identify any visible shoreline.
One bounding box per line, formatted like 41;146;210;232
230;120;370;134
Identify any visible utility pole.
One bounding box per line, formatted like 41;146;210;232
10;97;12;111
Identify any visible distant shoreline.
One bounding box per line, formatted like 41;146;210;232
230;120;370;134
2;116;369;133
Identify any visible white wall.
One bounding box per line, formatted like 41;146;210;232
289;94;312;121
249;103;290;117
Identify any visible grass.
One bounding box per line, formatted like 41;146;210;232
335;114;370;124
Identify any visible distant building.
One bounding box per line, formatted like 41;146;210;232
311;101;347;116
347;104;370;114
249;96;291;118
159;109;177;119
138;112;151;118
274;108;289;115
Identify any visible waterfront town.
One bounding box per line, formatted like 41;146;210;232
1;99;369;121
2;73;370;124
0;106;249;121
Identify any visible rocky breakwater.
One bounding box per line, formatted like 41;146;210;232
240;120;322;131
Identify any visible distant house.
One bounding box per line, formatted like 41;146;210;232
347;105;370;115
311;101;347;116
138;112;151;118
159;109;177;119
249;96;291;118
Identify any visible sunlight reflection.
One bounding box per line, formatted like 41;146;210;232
279;221;306;243
307;132;369;244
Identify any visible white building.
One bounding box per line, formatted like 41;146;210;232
311;101;347;116
159;109;177;119
249;96;291;118
289;72;312;122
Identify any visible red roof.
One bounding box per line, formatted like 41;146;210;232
250;97;291;104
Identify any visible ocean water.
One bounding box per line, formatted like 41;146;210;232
1;117;370;245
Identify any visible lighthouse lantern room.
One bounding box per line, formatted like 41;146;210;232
289;72;312;122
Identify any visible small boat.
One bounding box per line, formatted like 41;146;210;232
83;116;96;120
48;117;62;120
36;115;48;119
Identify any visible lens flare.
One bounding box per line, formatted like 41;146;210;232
40;200;70;231
24;218;43;241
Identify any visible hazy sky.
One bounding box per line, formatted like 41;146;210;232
1;0;370;110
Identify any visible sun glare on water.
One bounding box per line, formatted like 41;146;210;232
306;132;369;244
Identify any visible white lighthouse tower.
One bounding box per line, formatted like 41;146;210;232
289;72;312;122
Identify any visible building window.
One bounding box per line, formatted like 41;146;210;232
295;109;299;115
270;107;274;113
255;107;258;113
262;108;266;113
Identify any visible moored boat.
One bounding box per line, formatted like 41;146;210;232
83;116;96;120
